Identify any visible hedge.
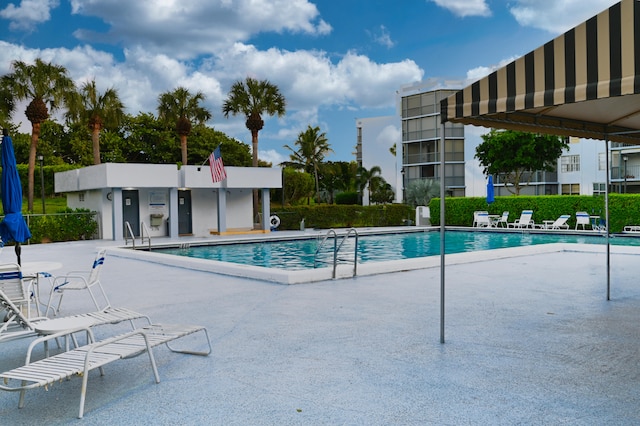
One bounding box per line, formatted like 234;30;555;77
272;204;414;230
428;194;640;233
0;209;99;246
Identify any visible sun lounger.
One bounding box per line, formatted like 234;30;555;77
473;211;492;227
495;211;509;228
0;323;211;418
575;212;591;230
623;225;640;233
1;285;150;344
507;210;535;228
543;215;571;230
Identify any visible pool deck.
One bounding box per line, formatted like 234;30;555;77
1;231;640;424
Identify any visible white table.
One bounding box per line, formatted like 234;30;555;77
21;261;63;317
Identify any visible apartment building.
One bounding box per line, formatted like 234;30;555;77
357;82;638;201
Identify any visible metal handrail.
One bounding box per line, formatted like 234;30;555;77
314;228;359;279
140;221;152;250
336;228;358;277
314;229;337;272
124;221;135;249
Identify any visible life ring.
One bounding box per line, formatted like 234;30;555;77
269;215;281;229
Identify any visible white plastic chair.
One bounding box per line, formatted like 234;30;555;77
0;263;38;342
508;210;534;228
473;211;490;227
474;211;492;227
575;212;590;230
46;249;110;315
544;214;571;230
495;211;509;228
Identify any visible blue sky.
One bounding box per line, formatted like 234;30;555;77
0;0;620;165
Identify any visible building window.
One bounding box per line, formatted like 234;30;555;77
593;182;606;195
561;183;580;195
79;193;85;202
598;152;606;171
561;155;580;172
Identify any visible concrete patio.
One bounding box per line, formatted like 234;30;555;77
0;237;639;425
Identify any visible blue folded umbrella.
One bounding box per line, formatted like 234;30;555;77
486;175;495;204
0;133;32;247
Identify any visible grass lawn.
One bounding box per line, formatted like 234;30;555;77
22;196;68;215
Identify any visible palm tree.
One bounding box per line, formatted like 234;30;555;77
157;87;211;165
65;79;125;165
222;77;286;219
283;125;333;197
356;165;382;205
1;58;74;211
405;179;440;207
0;86;15;126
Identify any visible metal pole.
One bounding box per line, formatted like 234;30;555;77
605;137;610;300
624;156;628;193
439;123;446;344
38;155;45;214
281;167;285;206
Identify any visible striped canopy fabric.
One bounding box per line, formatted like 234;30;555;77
441;0;640;144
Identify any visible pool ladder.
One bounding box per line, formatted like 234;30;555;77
314;228;359;279
124;221;152;250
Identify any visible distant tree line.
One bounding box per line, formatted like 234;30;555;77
0;58;398;211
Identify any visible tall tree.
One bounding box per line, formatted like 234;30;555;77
157;87;211;165
222;77;286;218
356;165;382;205
66;79;125;165
283;125;333;198
1;58;74;211
475;129;569;195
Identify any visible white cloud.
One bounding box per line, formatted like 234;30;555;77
1;1;424;161
370;25;395;48
429;0;490;17
69;0;331;59
465;56;519;83
259;149;286;166
510;0;620;34
210;44;422;139
0;0;59;30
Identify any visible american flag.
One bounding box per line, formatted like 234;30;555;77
209;146;227;183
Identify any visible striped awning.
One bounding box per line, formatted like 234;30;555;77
441;0;640;144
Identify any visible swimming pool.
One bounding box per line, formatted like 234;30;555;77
109;228;640;284
151;230;640;270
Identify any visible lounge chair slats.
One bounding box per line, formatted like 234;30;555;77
0;324;211;418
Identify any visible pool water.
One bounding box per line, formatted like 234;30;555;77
155;231;640;271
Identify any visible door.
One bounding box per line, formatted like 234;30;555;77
122;190;140;237
178;190;192;235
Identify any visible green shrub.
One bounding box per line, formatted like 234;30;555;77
25;208;98;244
428;194;640;233
272;204;413;230
335;192;358;205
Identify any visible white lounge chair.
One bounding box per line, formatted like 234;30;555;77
508;210;535;228
0;285;150;345
623;225;640;233
544;215;571;230
495;211;509;228
0;321;211;418
0;263;39;342
474;211;492;227
575;212;590;230
1;262;150;344
46;249;110;316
